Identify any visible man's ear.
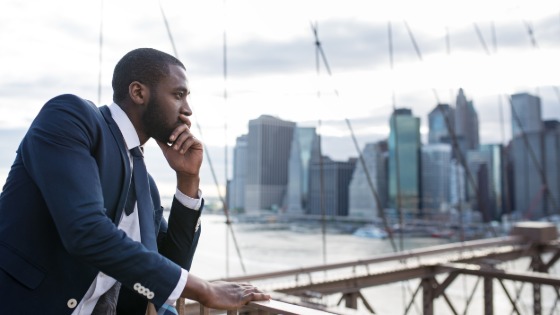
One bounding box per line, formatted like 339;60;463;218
128;81;150;105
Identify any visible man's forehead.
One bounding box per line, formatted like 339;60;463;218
165;64;189;88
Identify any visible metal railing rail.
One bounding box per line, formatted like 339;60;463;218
214;235;523;283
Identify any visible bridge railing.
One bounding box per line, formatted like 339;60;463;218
177;299;338;315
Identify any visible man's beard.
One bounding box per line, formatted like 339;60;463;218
142;93;176;145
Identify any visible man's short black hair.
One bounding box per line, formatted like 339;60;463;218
112;48;186;103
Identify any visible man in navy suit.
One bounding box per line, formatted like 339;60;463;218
0;48;269;314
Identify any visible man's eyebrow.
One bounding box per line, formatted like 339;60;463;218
175;87;190;94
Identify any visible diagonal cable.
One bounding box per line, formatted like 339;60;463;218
406;21;497;234
311;20;426;313
312;22;328;266
473;23;491;55
310;22;397;253
158;0;246;274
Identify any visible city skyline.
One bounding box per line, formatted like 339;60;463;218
1;0;559;199
225;89;559;221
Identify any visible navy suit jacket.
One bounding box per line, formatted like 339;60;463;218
0;94;202;314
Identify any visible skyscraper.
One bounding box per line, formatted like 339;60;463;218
308;156;356;216
228;134;248;211
421;143;452;213
428;103;454;145
454;88;479;158
450;159;466;208
388;108;421;213
349;141;388;218
466;150;492;221
508;93;554;220
245;115;296;212
510;131;544;219
543;120;560;216
285;127;321;214
511;93;542;138
480;144;505;220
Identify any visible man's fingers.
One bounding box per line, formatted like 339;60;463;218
156;139;170;151
241;285;270;302
171;129;199;154
168;123;189;143
255;293;271;300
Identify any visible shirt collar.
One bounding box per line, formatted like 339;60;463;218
108;102;140;150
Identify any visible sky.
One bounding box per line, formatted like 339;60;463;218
1;0;559;199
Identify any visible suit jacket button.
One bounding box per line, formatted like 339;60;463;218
134;283;141;291
147;291;155;299
67;298;77;309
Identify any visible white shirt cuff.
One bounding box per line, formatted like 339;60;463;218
166;268;188;305
175;188;202;210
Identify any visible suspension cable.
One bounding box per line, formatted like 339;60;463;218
157;0;246;274
311;22;400;255
406;20;497;235
97;0;104;105
311;22;328;265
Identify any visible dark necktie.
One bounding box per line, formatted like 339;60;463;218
127;146;157;250
93;147;157;313
125;146;151;215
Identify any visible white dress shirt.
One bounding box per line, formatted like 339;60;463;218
72;103;199;314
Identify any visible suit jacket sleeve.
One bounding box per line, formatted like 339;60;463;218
20;95;181;308
157;196;203;271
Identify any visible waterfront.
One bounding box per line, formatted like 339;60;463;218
189;213;560;314
190;213;448;279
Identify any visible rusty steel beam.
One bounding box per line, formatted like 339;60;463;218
273;245;557;296
218;236;524;283
438;263;560;286
276;265;434;295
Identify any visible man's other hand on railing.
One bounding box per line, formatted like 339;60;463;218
180;273;271;310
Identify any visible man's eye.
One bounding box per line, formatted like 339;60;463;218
177;92;184;98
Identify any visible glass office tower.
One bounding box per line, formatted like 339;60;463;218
388;108;421;214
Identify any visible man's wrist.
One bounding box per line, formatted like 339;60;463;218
175;188;202;210
176;174;200;198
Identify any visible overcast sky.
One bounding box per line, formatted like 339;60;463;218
1;0;559;198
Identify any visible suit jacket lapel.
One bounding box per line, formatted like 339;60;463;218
99;105;132;224
100;105;158;251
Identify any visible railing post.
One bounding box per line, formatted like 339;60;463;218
341;292;359;309
484;276;493;315
199;303;209;315
422;278;434;315
531;251;545;315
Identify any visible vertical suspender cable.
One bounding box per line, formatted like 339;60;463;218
97;0;104;105
403;20;497;235
389;21;405;252
311;21;400;254
222;0;231;277
517;19;559;214
311;22;328;265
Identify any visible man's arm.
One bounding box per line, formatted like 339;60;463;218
157;193;203;270
22;95;182;307
156;113;271;308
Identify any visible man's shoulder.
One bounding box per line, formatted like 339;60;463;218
45;94;98;111
38;94;104;121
